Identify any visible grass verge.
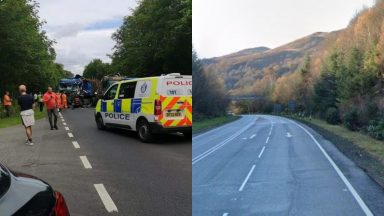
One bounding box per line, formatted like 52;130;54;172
290;116;384;187
193;115;240;134
0;108;46;128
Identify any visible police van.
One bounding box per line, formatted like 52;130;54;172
95;73;192;142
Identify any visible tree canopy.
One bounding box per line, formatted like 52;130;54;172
0;0;70;95
83;59;111;80
110;0;192;77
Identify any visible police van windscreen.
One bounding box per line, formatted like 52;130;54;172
159;77;192;96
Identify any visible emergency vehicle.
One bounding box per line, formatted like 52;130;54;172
94;73;192;142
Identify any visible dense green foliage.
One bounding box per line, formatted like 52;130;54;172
83;59;111;79
325;107;340;125
193;50;228;119
0;0;69;95
110;0;191;77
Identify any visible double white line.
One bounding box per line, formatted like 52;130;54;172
192;120;256;165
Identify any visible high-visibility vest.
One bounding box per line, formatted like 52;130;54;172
3;95;12;106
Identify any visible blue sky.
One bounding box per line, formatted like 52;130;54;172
37;0;137;74
193;0;376;58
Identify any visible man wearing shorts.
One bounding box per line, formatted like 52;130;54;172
18;85;35;146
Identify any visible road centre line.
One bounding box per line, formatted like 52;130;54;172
287;118;373;216
67;132;74;138
61;119;65;122
250;134;256;139
239;164;256;191
72;141;80;149
258;146;266;158
65;126;69;131
80;156;92;169
63;122;67;126
223;213;229;216
192;120;256;165
265;136;270;143
94;184;118;213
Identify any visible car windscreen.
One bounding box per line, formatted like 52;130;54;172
0;164;11;198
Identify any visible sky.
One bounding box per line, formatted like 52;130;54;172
193;0;376;58
37;0;138;74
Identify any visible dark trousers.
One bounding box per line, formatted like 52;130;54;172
4;105;10;117
47;108;58;128
39;102;44;112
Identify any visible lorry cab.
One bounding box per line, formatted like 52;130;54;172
95;73;192;142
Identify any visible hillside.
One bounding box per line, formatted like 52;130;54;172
202;32;332;96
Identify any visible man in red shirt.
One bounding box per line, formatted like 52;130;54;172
43;87;59;130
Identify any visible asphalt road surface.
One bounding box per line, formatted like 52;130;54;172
192;115;384;216
0;108;191;216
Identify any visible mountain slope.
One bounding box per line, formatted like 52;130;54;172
202;32;331;96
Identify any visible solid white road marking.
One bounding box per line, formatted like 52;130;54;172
239;164;256;191
258;146;266;158
288;118;373;216
72;141;80;149
94;184;118;213
265;136;270;143
67;132;74;138
223;213;229;216
63;122;67;126
250;134;256;139
80;156;92;169
286;132;292;138
65;126;69;131
192;120;256;165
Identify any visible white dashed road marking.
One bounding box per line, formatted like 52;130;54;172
67;133;74;138
239;164;256;191
94;184;118;213
65;126;69;131
250;134;256;139
80;156;92;169
63;122;67;126
265;136;270;143
72;141;80;149
258;146;266;158
223;213;229;216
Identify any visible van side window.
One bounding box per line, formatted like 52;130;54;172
104;84;118;100
119;82;137;99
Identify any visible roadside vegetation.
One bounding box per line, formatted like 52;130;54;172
83;0;192;78
193;115;239;134
0;0;72;96
0;105;46;128
192;50;233;132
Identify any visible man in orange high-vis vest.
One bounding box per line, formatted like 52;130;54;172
61;92;68;109
3;91;12;117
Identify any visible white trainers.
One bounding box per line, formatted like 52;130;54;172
25;140;34;146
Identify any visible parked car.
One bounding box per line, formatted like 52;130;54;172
0;162;70;216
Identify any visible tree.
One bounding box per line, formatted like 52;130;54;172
111;0;191;77
193;50;228;119
83;59;111;79
0;0;63;94
313;72;338;117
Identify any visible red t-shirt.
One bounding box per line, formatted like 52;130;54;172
43;92;58;109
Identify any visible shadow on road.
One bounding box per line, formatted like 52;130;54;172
105;127;190;145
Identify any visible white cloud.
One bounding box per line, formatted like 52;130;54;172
37;0;138;74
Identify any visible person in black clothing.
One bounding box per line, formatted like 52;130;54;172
18;85;35;146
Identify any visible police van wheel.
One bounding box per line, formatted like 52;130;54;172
137;119;154;142
96;115;106;130
183;131;192;139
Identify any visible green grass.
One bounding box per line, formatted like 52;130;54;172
193;115;240;134
0;107;46;128
295;116;384;161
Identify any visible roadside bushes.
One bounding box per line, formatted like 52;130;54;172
325;107;341;125
343;109;361;131
367;120;384;140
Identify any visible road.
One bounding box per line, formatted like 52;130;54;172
192;115;384;216
0;108;191;216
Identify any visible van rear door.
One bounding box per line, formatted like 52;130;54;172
158;75;192;127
